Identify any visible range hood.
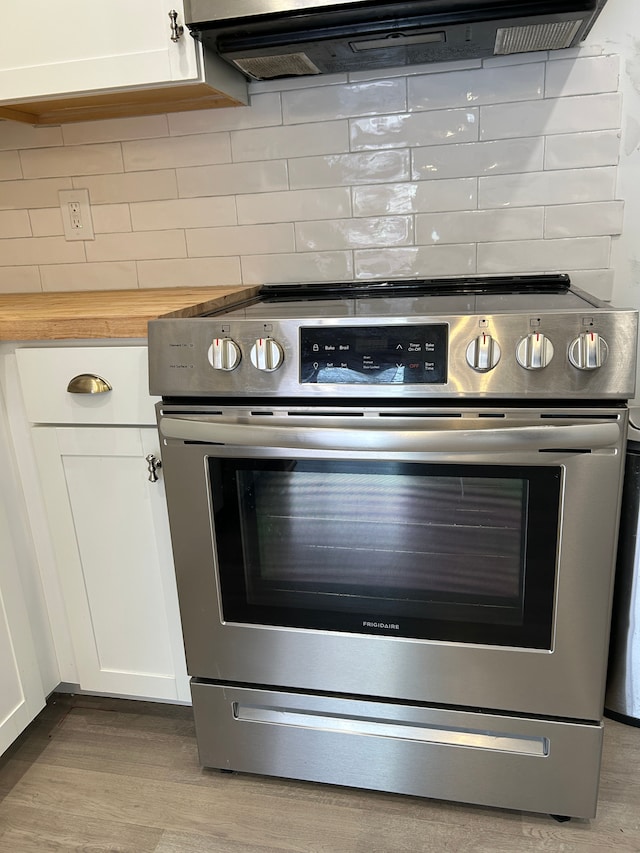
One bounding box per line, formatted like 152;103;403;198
184;0;609;81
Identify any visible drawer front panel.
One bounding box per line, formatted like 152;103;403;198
16;346;157;425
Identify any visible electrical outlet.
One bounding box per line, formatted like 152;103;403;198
59;189;95;241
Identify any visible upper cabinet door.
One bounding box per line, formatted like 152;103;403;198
0;0;201;102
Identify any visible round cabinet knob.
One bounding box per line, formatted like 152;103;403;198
568;331;609;371
208;337;241;371
250;337;284;372
466;333;501;372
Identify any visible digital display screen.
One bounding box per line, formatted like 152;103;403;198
300;324;448;385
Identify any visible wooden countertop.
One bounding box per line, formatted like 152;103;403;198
0;286;259;340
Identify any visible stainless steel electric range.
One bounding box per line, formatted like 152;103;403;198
148;275;638;819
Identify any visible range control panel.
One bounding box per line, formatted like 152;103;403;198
300;324;448;385
148;309;639;400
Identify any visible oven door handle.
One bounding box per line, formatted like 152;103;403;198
159;416;620;453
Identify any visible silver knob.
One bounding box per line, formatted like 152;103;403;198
146;454;162;483
250;338;284;372
466;334;501;372
208;337;241;371
516;332;554;370
568;331;608;370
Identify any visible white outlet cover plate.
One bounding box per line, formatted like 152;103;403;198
59;188;95;241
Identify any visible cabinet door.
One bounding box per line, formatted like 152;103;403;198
31;425;190;703
0;0;201;102
0;493;46;755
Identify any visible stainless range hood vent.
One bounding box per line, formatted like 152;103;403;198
495;20;583;54
184;0;610;81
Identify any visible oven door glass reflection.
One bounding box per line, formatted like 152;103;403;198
211;459;560;649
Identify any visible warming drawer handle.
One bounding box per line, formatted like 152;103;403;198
66;373;113;394
159;416;621;454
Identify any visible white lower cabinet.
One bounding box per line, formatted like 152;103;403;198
0;488;46;755
15;345;190;704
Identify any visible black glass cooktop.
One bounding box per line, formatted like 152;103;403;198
258;274;571;302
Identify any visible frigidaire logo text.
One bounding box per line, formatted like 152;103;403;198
363;621;400;630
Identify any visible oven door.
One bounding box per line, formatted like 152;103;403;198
158;405;626;721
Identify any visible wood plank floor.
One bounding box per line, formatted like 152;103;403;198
0;694;639;852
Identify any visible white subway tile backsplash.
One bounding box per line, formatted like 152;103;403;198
566;268;614;300
40;262;138;292
544;131;620;170
353;179;477;216
169;93;282;136
85;231;187;263
231;121;350;161
416;208;543;245
187;224;295;257
0;48;626;297
351;109;479;150
283;79;406;124
130;197;236;232
62;115;170;146
137;257;244;289
548;46;606;61
237;188;351;225
296;217;413;251
545;201;624;238
412;138;544;180
249;73;348;94
408;64;543;112
0;123;62;151
20;143;124;179
289;151;409;190
241;251;353;284
349;59;482;82
0;209;32;238
0;265;41;293
0;150;21;180
73;171;177;204
545;55;619;98
355;245;475;279
479;167;617;209
480;93;622;140
177;161;289;198
482;52;549;68
0;236;85;266
28;208;63;237
0;177;73;210
477;237;610;274
91;204;132;234
123;133;231;171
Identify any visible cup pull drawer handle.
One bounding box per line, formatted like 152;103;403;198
66;374;113;394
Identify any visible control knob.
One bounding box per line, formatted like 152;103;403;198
250;337;284;372
466;333;501;372
516;332;554;370
208;337;241;371
568;331;608;370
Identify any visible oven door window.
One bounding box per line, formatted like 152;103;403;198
211;459;560;649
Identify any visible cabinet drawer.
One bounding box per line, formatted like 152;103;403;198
16;346;158;425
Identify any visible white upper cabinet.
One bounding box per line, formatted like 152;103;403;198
0;0;247;124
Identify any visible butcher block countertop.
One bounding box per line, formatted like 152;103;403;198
0;285;259;340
